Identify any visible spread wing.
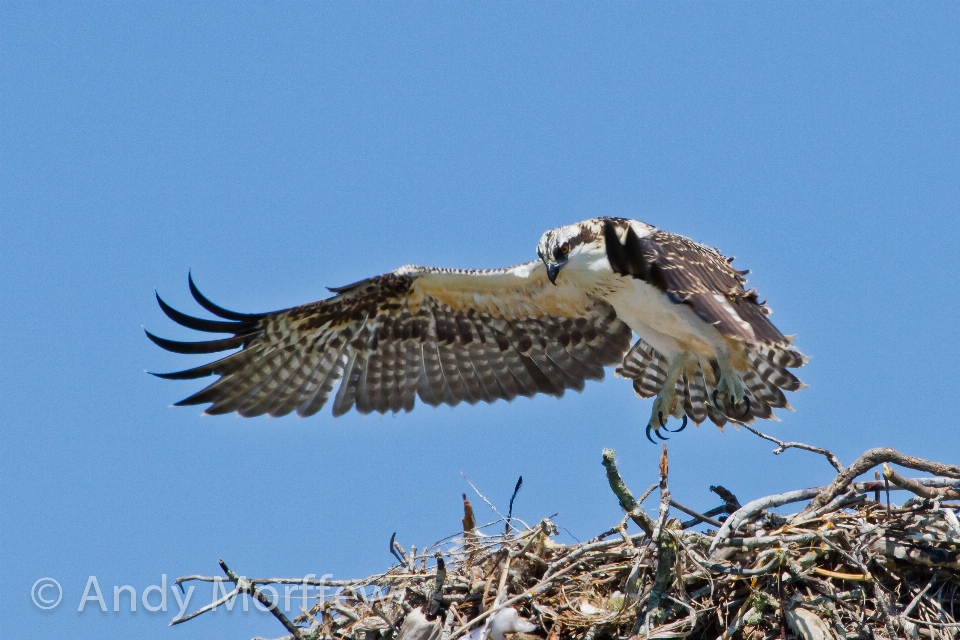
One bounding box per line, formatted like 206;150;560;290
147;265;632;418
603;221;787;345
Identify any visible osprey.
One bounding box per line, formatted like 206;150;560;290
147;218;806;442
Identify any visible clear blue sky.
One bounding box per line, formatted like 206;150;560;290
4;3;959;638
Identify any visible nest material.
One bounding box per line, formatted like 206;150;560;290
175;441;960;640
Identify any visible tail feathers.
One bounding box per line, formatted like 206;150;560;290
747;350;804;392
706;404;728;429
756;344;808;370
618;338;805;429
742;369;788;409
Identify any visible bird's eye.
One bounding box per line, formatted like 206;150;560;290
560;243;569;255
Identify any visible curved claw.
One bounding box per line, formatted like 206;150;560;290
645;423;658;445
666;414;688;433
741;395;751;418
654;428;670;441
712;389;721;409
658;410;666;427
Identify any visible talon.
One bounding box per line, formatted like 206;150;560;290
655;428;670;441
646;423;657;445
741;395;751;417
667;414;688;432
658;410;665;427
712;389;721;409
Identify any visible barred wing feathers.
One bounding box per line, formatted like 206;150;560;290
147;266;632;418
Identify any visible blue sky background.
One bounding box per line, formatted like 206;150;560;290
3;3;960;638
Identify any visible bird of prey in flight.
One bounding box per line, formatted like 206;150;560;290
147;218;806;442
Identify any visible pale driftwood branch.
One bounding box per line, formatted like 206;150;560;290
798;448;960;518
720;527;846;549
944;508;960;535
170;585;240;625
369;601;398;636
900;618;960;628
709;487;822;553
176;572;435;588
220;560;306;640
742;424;844;472
852;477;960;493
801;488;866;521
883;464;960;501
173;560;305;639
710;477;960;552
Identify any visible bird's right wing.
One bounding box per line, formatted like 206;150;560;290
604;220;798;351
147;263;632;418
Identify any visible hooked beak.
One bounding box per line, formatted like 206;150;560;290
545;262;563;285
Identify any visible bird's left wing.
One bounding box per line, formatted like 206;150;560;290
147;264;632;418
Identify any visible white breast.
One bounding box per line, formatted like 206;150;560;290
561;238;730;360
564;253;724;361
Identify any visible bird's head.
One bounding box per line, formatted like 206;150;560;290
536;218;633;285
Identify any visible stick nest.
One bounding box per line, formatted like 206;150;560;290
175;441;960;640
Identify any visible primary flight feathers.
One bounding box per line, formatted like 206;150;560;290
148;218;806;440
147;268;633;418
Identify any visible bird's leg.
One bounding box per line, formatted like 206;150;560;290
646;352;688;443
713;350;750;417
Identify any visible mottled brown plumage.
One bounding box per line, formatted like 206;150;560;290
148;269;632;417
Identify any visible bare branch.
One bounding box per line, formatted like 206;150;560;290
170;586;240;626
710;487;823;553
460;472;507;521
883;463;960;501
668;500;723;528
644;445;675;629
219;560;306;640
742;424;844;472
798;448;960;518
601;448;655;537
